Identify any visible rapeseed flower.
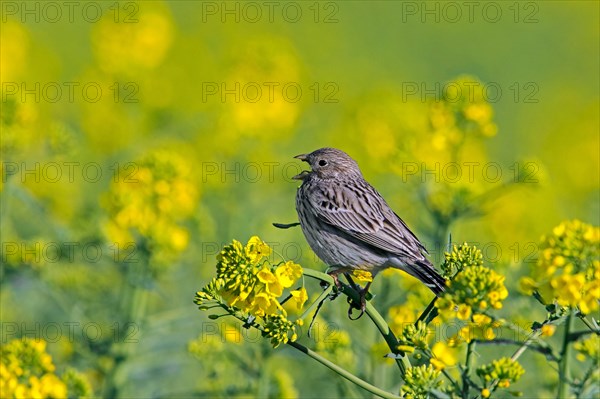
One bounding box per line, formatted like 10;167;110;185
195;237;307;347
520;220;599;314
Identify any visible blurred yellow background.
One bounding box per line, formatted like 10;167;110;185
1;1;598;397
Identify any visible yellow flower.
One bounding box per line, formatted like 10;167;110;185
389;304;417;335
457;304;472;320
398;345;416;353
274;370;299;399
0;338;88;399
257;267;283;297
352;270;373;282
431;342;457;370
290;287;308;310
473;313;492;326
222;323;243;344
246;236;272;264
498;380;510;388
458;326;472;343
540;324;556;337
573;334;599;362
553;224;565;237
250;292;278;317
527;220;600;309
481;388;491;398
275;261;303;288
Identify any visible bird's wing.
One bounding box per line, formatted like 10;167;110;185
307;181;426;260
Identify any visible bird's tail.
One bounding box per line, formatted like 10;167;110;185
403;259;447;296
413;260;447;295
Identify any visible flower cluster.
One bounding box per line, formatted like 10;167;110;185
195;237;307;347
437;244;509;319
397;321;430;353
440;242;483;278
103;150;199;270
430;75;497;148
400;364;443;399
450;313;504;346
0;338;89;398
520;220;600;314
263;315;301;348
92;3;173;74
430;342;458;371
476;357;524;389
351;270;373;282
396;321;457;371
573;334;600;363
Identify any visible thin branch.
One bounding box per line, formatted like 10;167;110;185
573;361;599;398
473;339;559;362
558;312;575;399
303;268;412;375
462;340;476;399
576;314;599;334
288;341;402;399
568;330;597;342
473;329;543;399
417;296;439;325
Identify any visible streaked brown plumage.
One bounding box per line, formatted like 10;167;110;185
293;148;446;301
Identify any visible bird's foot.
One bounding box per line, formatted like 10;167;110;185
347;289;367;320
324;271;344;291
347;281;372;320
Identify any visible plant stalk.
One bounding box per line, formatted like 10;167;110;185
288;341;402;399
302;268;412;375
558;311;575;399
462;340;476;399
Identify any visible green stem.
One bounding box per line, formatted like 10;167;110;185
577;314;600;335
341;283;411;375
303;268;412;375
302;267;334;284
288;341;402;399
574;362;597;398
417;297;439;325
298;283;332;320
473;338;559;362
558;311;575;399
103;247;150;397
256;350;270;398
462;340;476;399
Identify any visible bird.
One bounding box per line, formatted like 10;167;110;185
292;147;446;314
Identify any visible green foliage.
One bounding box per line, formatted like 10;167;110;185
1;2;598;398
400;364;442;399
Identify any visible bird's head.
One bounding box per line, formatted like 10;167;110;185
293;147;362;180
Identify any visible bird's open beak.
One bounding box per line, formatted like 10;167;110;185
293;154;309;180
292;170;310;180
294;153;308;162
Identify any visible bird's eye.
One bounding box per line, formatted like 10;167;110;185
318;159;328;167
